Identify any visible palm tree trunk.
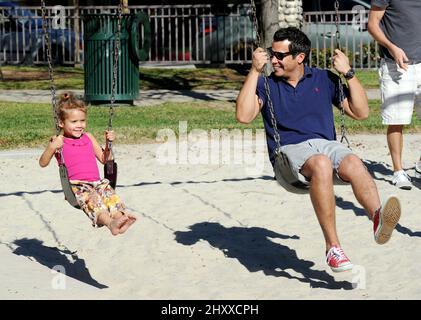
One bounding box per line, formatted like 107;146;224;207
122;0;129;13
278;0;303;29
261;0;280;49
74;0;80;65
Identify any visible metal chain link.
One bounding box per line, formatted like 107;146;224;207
250;0;261;49
250;0;282;152
40;0;60;136
263;76;282;151
334;0;341;50
334;0;350;148
338;81;349;147
109;1;123;131
105;1;123;161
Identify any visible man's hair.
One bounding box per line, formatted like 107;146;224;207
273;27;311;63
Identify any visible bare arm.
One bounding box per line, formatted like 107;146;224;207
368;6;409;70
39;135;63;167
86;132;106;164
86;131;115;164
341;77;369;120
332;49;368;120
235;48;267;124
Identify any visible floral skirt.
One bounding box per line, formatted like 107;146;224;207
70;179;126;227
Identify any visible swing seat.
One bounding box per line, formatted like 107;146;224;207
104;159;118;189
273;150;349;194
58;164;80;208
273;151;310;194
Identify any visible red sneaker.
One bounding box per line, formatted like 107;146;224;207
325;245;353;272
373;196;401;245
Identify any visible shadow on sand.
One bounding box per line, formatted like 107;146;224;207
175;222;354;290
12;238;108;289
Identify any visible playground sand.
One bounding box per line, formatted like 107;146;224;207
1;134;420;299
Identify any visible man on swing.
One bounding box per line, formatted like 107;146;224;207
236;27;401;272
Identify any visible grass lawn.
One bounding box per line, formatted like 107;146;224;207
0;65;380;90
0;66;248;90
1;99;419;150
1;65;419;150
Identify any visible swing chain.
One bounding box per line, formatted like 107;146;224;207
250;0;261;48
334;0;350;148
338;80;350;146
109;1;123;130
250;0;282;151
104;1;123;165
334;0;341;50
40;0;60;136
264;77;283;152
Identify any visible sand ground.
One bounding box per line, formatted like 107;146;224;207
0;134;420;299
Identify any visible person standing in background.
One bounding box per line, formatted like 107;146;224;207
368;0;421;189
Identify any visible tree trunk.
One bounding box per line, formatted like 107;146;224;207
74;0;80;65
122;0;129;13
278;0;303;29
260;1;304;45
260;0;280;49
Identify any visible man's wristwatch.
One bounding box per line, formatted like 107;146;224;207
344;68;355;80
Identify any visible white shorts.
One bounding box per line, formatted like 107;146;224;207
379;59;421;124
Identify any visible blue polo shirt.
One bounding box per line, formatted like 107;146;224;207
256;66;345;165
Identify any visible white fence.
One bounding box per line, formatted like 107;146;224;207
0;4;377;69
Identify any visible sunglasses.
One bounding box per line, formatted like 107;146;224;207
267;47;293;60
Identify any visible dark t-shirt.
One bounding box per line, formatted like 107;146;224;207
371;0;421;61
256;66;345;165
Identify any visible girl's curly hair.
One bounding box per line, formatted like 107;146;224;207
57;91;87;121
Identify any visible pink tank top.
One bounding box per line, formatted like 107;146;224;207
62;133;100;181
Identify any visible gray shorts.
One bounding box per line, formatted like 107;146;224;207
279;138;353;185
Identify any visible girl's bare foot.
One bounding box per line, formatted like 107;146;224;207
97;211;136;235
108;215;129;236
118;213;137;234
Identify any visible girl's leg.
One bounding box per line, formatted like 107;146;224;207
97;181;137;235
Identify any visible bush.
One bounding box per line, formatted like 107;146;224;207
309;42;379;69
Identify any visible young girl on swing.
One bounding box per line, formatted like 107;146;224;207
39;91;137;235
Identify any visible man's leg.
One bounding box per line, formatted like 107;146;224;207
338;154;401;245
380;59;414;188
386;125;412;189
300;154;339;251
387;125;404;172
415;63;421;177
301;154;353;272
337;154;380;219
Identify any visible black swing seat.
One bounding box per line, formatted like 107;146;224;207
58;160;117;209
103;140;118;189
55;143;118;208
58;163;80;208
273;151;309;194
104;159;118;189
273;150;349;194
